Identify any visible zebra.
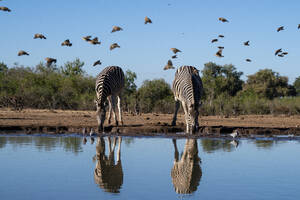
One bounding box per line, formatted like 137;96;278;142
95;66;125;132
171;66;203;133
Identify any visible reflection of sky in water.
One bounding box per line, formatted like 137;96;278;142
0;136;300;200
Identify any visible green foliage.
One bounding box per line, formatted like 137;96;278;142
61;58;84;77
294;76;300;96
123;70;138;113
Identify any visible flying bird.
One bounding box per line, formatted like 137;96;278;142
170;48;181;54
111;26;123;33
211;38;218;43
34;33;46;39
277;26;284;32
218;34;224;38
18;50;29;56
298;24;300;29
82;35;92;41
88;37;100;45
278;54;284;57
282;52;288;55
275;48;282;56
218;17;229;22
110;43;120;50
45;57;57;66
218;46;224;49
246;59;252;62
93;60;102;66
0;7;11;12
163;60;174;70
144;16;152;24
244;41;250;46
171;55;177;59
61;39;72;47
215;49;224;57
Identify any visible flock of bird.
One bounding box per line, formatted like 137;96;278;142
1;3;299;70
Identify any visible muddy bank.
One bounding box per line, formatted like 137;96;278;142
0;109;300;138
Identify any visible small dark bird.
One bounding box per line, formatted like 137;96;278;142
45;57;57;66
298;24;300;29
144;16;152;24
277;26;284;32
218;46;224;49
61;39;72;47
111;26;123;33
34;33;46;39
282;52;288;55
163;60;174;70
170;48;181;54
0;7;11;12
218;34;224;38
218;17;229;22
110;43;120;50
171;55;177;59
278;54;284;57
88;37;101;45
211;38;218;43
275;48;282;56
18;50;29;56
246;59;252;62
244;41;250;46
215;49;224;57
82;35;92;41
93;60;102;66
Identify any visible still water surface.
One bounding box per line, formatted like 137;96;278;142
0;135;300;200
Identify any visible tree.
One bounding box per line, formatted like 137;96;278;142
243;69;296;99
123;70;137;113
294;76;300;96
61;58;84;77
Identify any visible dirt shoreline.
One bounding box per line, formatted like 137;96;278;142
1;109;300;137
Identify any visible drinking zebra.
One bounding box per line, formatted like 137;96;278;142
95;66;125;132
171;66;203;133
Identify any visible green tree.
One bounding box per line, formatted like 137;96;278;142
61;58;84;77
123;70;137;113
294;76;300;96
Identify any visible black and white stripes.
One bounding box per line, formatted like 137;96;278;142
171;66;203;133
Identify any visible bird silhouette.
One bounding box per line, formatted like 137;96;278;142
93;60;102;66
246;59;252;62
88;37;101;45
277;26;284;32
61;39;72;47
278;54;284;57
0;7;11;12
82;35;92;41
34;33;46;39
171;55;177;59
218;46;224;49
110;43;120;50
244;41;250;46
275;48;282;56
298;24;300;29
211;39;218;43
282;52;288;55
170;48;181;54
45;57;57;66
218;34;224;38
164;60;174;70
18;50;29;56
144;16;152;24
215;49;224;57
111;26;123;33
218;17;229;22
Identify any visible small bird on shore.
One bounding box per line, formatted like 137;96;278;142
246;59;252;62
144;16;152;24
0;6;11;12
244;41;250;46
61;39;72;47
88;37;101;45
111;26;123;33
277;26;284;32
90;128;96;136
230;129;239;138
170;48;181;54
82;35;92;41
93;60;102;66
110;43;120;50
34;33;46;39
82;128;87;136
218;34;224;38
163;60;174;70
215;49;224;57
171;55;177;59
211;38;218;43
45;57;57;66
219;17;229;22
18;50;29;56
275;48;282;56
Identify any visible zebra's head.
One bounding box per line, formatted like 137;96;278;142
95;98;107;132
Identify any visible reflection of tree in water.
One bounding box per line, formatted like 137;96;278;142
254;140;275;149
0;136;83;154
171;139;202;194
94;136;123;193
123;137;134;147
201;139;236;153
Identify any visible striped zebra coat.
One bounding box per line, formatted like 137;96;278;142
171;66;203;133
95;66;125;132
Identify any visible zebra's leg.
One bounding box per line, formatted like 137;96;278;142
171;100;180;126
172;139;179;162
117;136;122;162
117;95;123;125
181;101;190;133
107;97;112;124
111;95;119;126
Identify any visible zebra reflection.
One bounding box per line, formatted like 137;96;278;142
171;139;202;194
94;136;123;193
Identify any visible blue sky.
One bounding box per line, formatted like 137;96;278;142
1;0;300;86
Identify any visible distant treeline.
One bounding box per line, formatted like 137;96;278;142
1;59;300;115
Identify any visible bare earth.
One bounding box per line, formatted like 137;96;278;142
1;109;300;137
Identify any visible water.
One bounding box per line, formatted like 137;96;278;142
0;135;300;200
